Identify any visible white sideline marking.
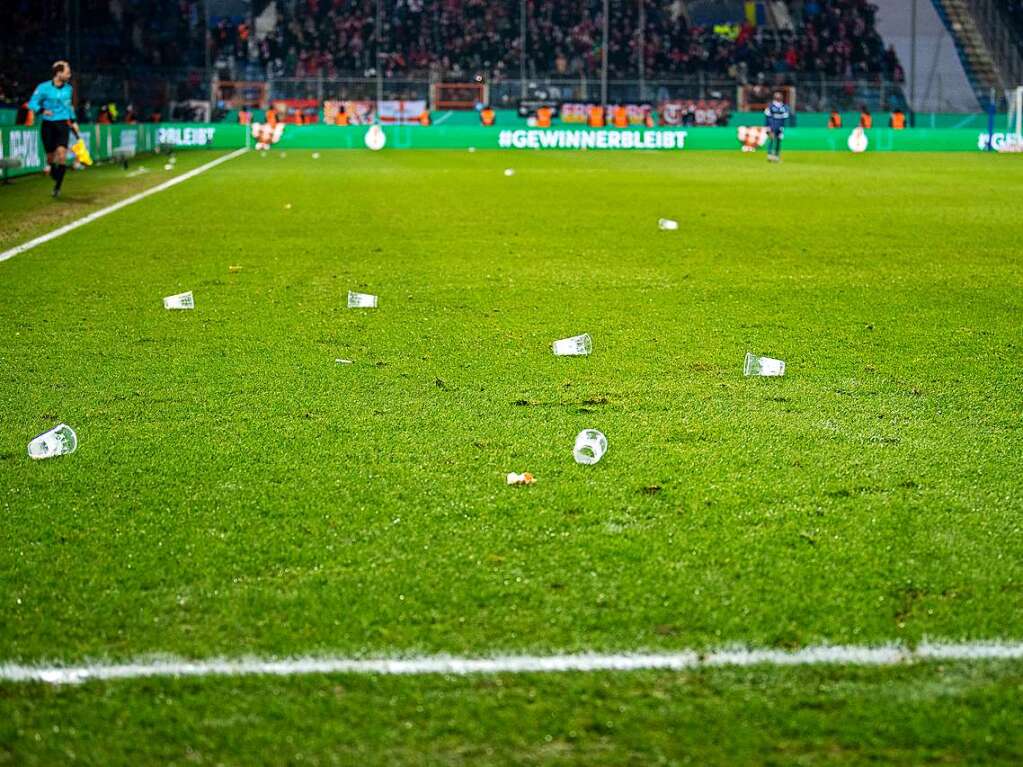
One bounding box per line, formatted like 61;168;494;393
2;641;1022;686
0;148;248;264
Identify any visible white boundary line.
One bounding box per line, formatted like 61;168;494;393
2;641;1022;685
0;147;249;264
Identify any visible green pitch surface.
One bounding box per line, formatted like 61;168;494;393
1;149;1022;764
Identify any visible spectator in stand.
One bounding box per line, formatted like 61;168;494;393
859;105;873;128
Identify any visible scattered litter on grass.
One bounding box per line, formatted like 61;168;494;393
228;265;242;273
312;152;321;159
163;163;173;171
507;472;536;485
335;358;353;364
574;429;607;465
163;291;194;310
504;168;515;176
348;290;378;308
658;218;679;230
468;146;476;153
744;352;786;377
27;424;77;460
126;167;149;178
552;333;593;356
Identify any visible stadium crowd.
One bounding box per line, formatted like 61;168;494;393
1;0;909;118
208;0;902;85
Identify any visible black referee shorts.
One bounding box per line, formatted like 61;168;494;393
41;120;71;154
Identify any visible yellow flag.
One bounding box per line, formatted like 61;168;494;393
71;138;93;166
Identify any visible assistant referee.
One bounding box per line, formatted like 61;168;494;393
27;61;80;198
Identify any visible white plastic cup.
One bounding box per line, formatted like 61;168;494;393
348;290;378;309
573;429;607;465
552;333;593;357
27;423;77;460
744;352;786;377
163;291;194;310
658;218;679;230
312;152;321;159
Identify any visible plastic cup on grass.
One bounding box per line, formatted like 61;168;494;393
744;352;785;377
163;291;194;310
552;333;592;357
348;290;378;308
28;423;77;460
573;429;607;465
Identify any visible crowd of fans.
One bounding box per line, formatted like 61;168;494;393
2;0;906;114
1;0;205;111
208;0;902;85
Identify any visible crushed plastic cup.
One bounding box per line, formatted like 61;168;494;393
504;168;515;176
552;333;593;357
506;471;536;485
312;152;321;159
468;146;476;153
163;290;194;310
347;290;378;308
27;423;77;460
163;163;173;171
573;429;607;465
744;352;786;377
658;218;679;230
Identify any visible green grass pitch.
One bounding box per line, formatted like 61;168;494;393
1;149;1022;764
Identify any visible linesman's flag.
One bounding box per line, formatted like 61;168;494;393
71;138;93;166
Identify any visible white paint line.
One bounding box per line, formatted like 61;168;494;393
0;148;249;264
2;641;1022;686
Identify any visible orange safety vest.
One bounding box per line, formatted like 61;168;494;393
859;113;872;129
588;105;605;128
480;108;495;126
612;106;628;128
536;106;552;128
827;112;841;128
418;111;431;126
890;111;906;129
